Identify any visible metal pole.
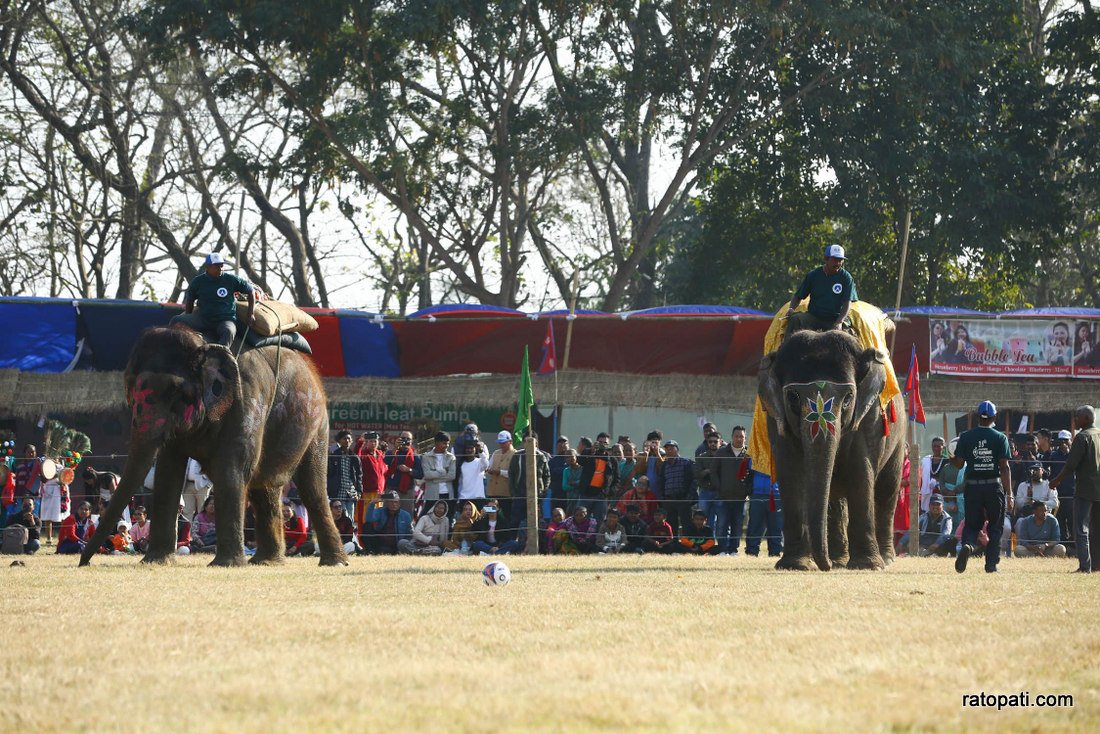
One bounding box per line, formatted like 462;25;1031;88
908;421;919;558
889;206;913;357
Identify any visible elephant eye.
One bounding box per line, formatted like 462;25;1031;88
843;393;854;406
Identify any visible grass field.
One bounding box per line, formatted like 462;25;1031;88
2;553;1097;733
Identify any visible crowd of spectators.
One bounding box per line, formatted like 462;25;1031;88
3;418;1094;568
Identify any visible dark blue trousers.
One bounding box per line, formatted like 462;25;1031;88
961;481;1006;570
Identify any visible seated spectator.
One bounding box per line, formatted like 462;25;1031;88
621;504;649;554
1014;463;1058;520
330;500;358;555
1015;501;1067;558
552;506;598;555
6;497;41;554
56;501;95;554
444;500;480;555
897;493;954;557
176;499;192;555
595;508;628;554
678;510;719;555
471;501;520;555
616;475;659;524
107;520;134;554
190;496;217;553
543;506;567;553
283;502;309;556
130;506;151;553
399;500;450;555
362;491;412;555
645;507;676;554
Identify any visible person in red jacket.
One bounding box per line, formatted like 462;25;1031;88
283;502;309;556
356;431;387;527
645;507;676;554
56;501;95;554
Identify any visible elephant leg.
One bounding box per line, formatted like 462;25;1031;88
144;449;188;564
774;484;815;571
828;497;850;567
296;434;349;567
249;486;285;565
844;463;885;570
205;448;252;567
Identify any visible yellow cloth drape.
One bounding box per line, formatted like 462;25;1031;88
748;300;902;478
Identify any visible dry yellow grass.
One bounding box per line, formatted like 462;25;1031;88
2;553;1097;733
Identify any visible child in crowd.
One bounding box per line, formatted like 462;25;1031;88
130;507;150;553
56;501;95;554
283;502;309;556
621;504;649;554
562;451;582;512
190;496;217;553
596;508;628;553
108;520;134;554
679;511;719;555
645;507;676;553
544;507;566;554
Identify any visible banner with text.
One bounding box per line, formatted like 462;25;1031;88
929;318;1100;378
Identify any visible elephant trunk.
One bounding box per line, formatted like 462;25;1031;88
78;442;158;567
807;443;838;571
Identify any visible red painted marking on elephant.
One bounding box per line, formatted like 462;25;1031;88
131;382;154;420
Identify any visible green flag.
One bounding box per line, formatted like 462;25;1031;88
514;346;534;444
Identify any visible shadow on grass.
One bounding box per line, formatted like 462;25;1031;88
353;563;784;577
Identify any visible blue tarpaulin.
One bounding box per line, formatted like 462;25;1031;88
77;300;175;371
335;311;401;377
626;305;770;317
0;298;79;372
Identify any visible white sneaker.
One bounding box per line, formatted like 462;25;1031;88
718;552;730;557
479;551;491;556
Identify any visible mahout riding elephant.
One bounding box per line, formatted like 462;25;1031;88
80;325;346;567
757;329;906;571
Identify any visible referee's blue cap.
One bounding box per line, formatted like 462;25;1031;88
977;400;997;418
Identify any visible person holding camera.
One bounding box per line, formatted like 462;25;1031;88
385;430;421;518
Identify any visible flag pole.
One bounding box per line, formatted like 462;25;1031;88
908;418;919;558
889;206;912;358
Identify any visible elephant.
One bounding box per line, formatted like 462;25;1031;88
79;325;347;567
757;329;906;571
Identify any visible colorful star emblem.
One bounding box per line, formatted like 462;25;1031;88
805;392;838;441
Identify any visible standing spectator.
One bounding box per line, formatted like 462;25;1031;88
385;430;421;518
356;431;388;521
552;506;597;555
940;438;966;528
56;501;95;555
420;432;457;508
452;423;482;462
595;508;628;553
330;500;358;555
695;422;720;457
486;430;517;506
190;496;218;553
362;491;412;555
953;400;1013;574
6;497;41;554
714;427;751;555
175;498;193;554
561;450;583;511
919;436;949;513
1046;430;1076;551
1050;405;1100;573
1010;434;1041;491
399;500;450;555
38;472;69;546
659;440;695;537
1036;429;1053;460
694;432;722;533
328;430;363;521
1014;501;1067;558
547;436;571;509
632;431;665;494
615;442;638;495
179;459;212;523
577;438;612;523
745;472;783;558
508;431;550;529
13;444;43;514
456;440;490;507
893;443;912;552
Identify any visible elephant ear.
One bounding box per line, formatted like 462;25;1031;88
757;351;787;437
200;345;240;423
854;348;888;426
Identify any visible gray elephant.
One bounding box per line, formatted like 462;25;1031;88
757;329;906;570
79;326;346;567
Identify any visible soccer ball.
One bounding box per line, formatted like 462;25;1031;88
482;561;511;586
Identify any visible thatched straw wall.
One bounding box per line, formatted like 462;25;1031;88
1;369;1095;419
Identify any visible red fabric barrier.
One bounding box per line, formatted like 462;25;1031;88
306;313;347;376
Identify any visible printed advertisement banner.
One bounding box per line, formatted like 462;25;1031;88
929;318;1100;378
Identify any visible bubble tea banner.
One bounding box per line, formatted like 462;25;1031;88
927;318;1100;378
